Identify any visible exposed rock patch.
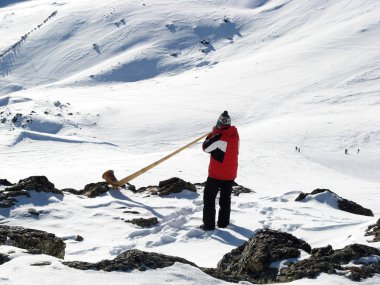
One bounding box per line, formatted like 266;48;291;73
365;218;380;242
0;176;62;208
125;217;158;228
81;182;109;198
64;249;196;271
215;229;311;283
232;182;254;196
136;177;196;196
62;182;109;198
295;189;373;217
6;176;61;194
31;261;52;266
0;225;65;259
0;179;13;186
277;243;380;282
0;253;10;265
194;181;254;196
211;230;380;283
61;228;380;283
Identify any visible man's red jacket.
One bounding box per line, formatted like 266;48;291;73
202;126;239;180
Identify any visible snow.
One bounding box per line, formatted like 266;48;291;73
1;0;380;284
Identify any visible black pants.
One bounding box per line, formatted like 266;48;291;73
203;177;234;229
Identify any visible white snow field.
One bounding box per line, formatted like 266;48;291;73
0;0;380;284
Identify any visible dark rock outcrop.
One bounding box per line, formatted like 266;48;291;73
81;182;109;198
136;177;197;196
125;217;158;228
64;249;196;271
232;182;254;196
0;176;61;208
311;245;334;257
0;225;65;259
213;230;380;283
194;181;254;196
295;189;374;217
365;218;380;242
61;229;380;283
62;182;109;198
216;229;311;283
6;176;61;194
0;179;13;186
31;261;52;266
0;253;10;265
278;243;380;282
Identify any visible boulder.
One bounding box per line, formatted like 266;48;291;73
64;249;197;271
82;182;109;198
195;181;254;196
136;177;196;196
365;218;380;242
0;179;13;186
31;261;52;266
214;230;380;283
217;229;311;283
0;176;61;208
295;189;374;217
125;217;158;228
311;245;334;257
62;182;110;198
0;225;65;259
0;189;30;208
232;182;254;196
0;253;10;265
6;176;62;194
62;228;380;283
278;244;380;282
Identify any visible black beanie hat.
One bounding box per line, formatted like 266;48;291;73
216;111;231;129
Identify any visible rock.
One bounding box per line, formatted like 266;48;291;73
82;182;109;198
295;189;374;217
136;177;196;196
62;182;110;198
0;253;10;265
0;189;30;208
28;208;42;216
125;217;158;228
278;244;380;282
7;176;62;194
217;229;311;283
30;261;52;266
123;210;140;214
0;225;65;259
365;218;380;242
0;179;13;186
61;188;82;195
213;229;380;283
75;235;84;242
346;264;380;282
0;176;61;208
232;182;254;196
311;245;334;257
195;181;253;196
0;197;17;208
63;249;197;271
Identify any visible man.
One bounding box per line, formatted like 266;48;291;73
200;111;239;231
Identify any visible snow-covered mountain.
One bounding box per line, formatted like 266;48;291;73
0;0;379;284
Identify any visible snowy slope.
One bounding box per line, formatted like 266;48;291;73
1;0;380;284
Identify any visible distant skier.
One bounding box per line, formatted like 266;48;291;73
345;149;348;155
295;146;298;152
200;111;239;231
357;148;360;154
